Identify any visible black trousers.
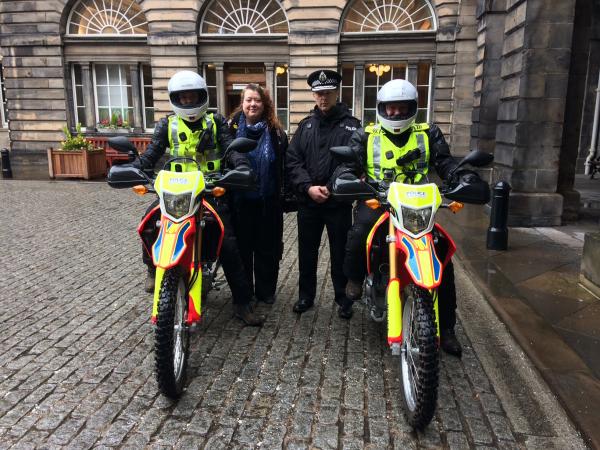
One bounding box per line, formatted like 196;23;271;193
343;201;457;330
232;196;283;301
297;203;353;307
140;197;253;305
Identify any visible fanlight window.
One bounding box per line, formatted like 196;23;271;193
67;0;148;36
342;0;436;33
201;0;288;35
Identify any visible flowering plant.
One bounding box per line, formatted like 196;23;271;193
97;112;130;130
60;123;96;151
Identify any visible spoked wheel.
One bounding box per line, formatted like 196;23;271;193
399;284;439;429
155;268;190;399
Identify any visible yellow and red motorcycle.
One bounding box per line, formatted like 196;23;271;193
331;147;492;428
107;137;255;398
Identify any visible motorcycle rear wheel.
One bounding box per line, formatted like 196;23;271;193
399;284;439;429
155;267;190;399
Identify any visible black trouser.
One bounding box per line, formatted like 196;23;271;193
140;197;253;305
297;203;353;307
343;201;457;330
232;196;283;301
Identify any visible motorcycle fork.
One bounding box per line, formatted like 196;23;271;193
386;218;403;352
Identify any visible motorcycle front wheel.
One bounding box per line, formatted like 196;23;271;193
155;267;190;399
399;284;439;429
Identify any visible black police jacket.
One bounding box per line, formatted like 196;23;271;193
286;103;361;206
138;113;246;170
346;123;458;181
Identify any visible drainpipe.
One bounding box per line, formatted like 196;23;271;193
584;69;600;175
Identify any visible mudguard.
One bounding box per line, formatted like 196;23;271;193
386;278;402;345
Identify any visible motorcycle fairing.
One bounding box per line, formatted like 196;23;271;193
397;232;442;289
386;278;403;345
155;170;206;223
433;223;457;266
201;198;224;257
137;204;161;257
152;218;196;269
366;211;390;275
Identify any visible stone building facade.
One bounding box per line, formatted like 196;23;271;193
0;0;598;226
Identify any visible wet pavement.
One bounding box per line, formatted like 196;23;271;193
439;174;600;449
0;179;587;449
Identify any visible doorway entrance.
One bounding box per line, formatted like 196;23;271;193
224;63;266;116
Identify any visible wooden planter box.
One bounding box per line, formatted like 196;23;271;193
47;148;107;180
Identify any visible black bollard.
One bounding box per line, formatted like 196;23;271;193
487;181;511;250
1;148;12;179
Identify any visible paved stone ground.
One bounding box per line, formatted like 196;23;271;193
0;180;584;449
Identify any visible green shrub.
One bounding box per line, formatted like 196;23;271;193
60;123;95;151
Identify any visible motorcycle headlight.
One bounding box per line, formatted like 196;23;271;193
163;192;192;219
401;206;432;235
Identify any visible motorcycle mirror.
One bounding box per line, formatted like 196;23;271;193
107;164;150;189
108;136;139;156
330;146;358;163
226;137;257;154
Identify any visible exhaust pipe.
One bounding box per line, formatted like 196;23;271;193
584;70;600;175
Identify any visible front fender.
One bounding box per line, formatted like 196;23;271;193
397;231;442;289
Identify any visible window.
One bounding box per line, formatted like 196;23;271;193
203;64;218;115
0;64;7;128
71;63;153;130
200;0;288;35
416;62;431;123
67;0;148;36
342;0;436;33
340;64;355;116
275;64;289;130
141;65;155;130
363;63;407;125
94;64;132;128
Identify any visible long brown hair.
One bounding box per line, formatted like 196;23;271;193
230;83;281;130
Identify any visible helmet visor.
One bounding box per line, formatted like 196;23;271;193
170;89;208;110
378;100;417;121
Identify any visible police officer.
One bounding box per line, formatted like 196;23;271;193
342;79;466;356
286;69;361;319
136;70;263;326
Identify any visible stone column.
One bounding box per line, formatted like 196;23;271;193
354;63;364;122
265;62;275;97
81;63;96;129
494;0;576;226
471;0;506;153
215;63;225;113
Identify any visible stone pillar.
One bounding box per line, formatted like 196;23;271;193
215;63;225;113
354;63;364;122
494;0;576;226
471;0;506;153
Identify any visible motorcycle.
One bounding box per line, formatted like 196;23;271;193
330;147;493;428
107;136;256;398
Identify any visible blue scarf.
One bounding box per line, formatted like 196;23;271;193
236;113;276;198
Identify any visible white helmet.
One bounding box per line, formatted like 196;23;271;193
168;70;208;122
376;79;418;134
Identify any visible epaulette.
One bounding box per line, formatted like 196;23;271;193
412;123;430;132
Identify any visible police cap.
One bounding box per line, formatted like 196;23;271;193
307;69;342;92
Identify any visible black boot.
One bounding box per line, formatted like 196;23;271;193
293;298;314;314
440;329;462;357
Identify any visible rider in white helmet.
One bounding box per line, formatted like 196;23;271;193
135;70;263;326
339;78;474;357
167;70;209;123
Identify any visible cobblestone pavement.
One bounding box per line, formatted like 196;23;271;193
0;181;585;449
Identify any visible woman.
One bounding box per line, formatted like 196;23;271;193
228;84;288;304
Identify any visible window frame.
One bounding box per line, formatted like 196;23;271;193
275;63;289;132
92;63;133;128
140;64;155;132
66;0;148;37
0;64;7;129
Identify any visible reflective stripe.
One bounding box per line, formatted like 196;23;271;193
372;135;381;180
416;134;428;171
170;118;179;158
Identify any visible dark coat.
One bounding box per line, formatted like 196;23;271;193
139;112;245;170
347;123;458;180
227;111;289;205
286;103;361;207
